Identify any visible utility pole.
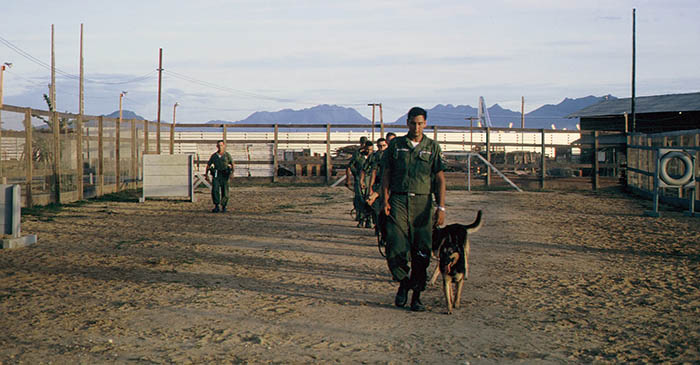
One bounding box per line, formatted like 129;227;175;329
157;48;163;154
368;103;379;141
379;103;384;138
171;102;178;154
521;96;525;129
79;24;84;115
78;24;85;199
118;91;127;189
0;62;9;182
521;96;525;151
631;8;636;132
368;103;380;141
51;24;56;111
0;63;8;107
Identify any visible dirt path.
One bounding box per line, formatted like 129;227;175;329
1;187;698;364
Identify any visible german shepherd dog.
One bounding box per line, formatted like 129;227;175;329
430;210;482;314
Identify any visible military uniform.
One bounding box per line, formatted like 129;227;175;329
347;149;367;221
207;151;234;208
381;134;446;293
364;149;384;224
368;149;385;193
355;150;380;227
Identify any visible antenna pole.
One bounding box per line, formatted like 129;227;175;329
631;8;636;132
157;48;163;153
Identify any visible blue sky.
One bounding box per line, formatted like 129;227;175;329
1;0;698;123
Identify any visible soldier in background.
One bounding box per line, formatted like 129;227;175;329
206;140;234;213
356;141;375;228
345;137;368;223
361;137;388;227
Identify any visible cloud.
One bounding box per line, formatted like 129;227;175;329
597;15;622;21
216;53;510;70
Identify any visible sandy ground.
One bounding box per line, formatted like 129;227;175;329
1;186;699;364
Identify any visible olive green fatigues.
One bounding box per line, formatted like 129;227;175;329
364;150;384;222
207;151;234;207
347;150;367;220
381;134;446;292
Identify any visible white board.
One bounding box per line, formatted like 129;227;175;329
142;154;194;202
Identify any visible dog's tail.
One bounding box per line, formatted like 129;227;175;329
465;210;483;234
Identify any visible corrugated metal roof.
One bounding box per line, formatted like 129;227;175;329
566;92;700;118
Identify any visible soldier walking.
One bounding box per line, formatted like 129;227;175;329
206;140;234;213
380;107;446;311
361;137;388;228
346;137;369;224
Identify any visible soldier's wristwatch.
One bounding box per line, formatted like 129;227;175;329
437;206;446;212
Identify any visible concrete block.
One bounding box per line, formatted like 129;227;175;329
0;184;21;237
1;234;37;249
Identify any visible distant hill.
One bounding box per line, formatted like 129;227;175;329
103;110;146;120
216;104;371;125
393;95;616;130
525;95;616;129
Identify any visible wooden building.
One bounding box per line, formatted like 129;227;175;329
567;92;700;133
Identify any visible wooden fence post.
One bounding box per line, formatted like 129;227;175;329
695;134;700;198
131;119;137;189
24;108;33;207
98;116;104;196
326;124;331;184
169;122;174;155
115;116;121;191
143;120;149;155
625;134;631;188
486;127;491;186
0;107;3;180
540;129;546;189
433;125;438;141
593;130;599;190
77;113;84;200
273;124;279;183
53;111;61;203
223;125;227;145
647;137;653;193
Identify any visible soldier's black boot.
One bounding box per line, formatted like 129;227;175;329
394;278;410;307
221;205;227;213
212;205;220;213
410;290;426;312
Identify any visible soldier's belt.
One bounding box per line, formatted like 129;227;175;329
392;192;428;197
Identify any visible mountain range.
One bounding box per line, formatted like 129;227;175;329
103;110;146;120
392;95;616;130
238;104;369;124
109;95;616;131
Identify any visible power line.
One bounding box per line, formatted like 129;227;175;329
0;34;156;85
163;70;297;103
164;69;373;109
